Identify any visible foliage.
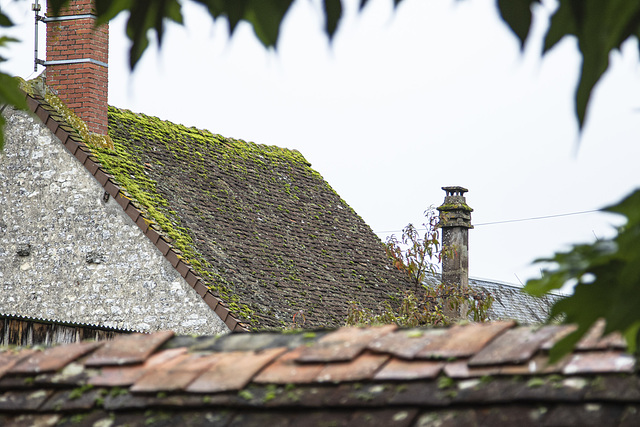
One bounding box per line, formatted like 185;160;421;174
2;0;639;354
384;208;440;289
525;190;640;361
2;0;638;133
346;208;493;328
498;0;640;130
345;282;493;328
0;10;26;149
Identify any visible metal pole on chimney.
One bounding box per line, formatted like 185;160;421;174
33;0;42;72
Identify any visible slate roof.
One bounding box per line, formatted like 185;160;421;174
470;277;562;325
420;274;561;325
19;83;410;331
0;321;636;426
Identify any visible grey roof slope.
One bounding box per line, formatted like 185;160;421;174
420;273;560;325
0;321;635;426
471;277;563;325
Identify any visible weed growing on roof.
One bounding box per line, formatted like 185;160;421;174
527;377;546;388
144;410;171;425
263;384;278;402
70;413;88;424
395;384;408;393
354;391;375;402
109;387;128;397
69;384;94;400
479;375;494;384
238;390;254;401
437;376;455;389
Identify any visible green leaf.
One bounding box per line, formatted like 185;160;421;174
244;0;294;47
525;188;640;359
47;0;70;17
0;73;28;151
0;36;19;50
545;1;640;129
0;73;27;110
0;12;13;27
542;0;578;53
123;0;184;69
323;0;342;41
94;0;132;27
497;0;537;49
195;0;249;35
604;186;640;225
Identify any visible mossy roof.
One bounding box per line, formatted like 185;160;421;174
91;106;409;329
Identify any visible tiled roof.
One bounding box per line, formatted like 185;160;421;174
21;85;410;331
0;321;635;426
470;278;562;325
18;81;556;334
420;274;560;325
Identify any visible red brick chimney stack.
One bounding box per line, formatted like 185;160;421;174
45;0;108;135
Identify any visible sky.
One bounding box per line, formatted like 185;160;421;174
3;0;640;290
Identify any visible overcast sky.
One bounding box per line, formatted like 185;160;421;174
4;0;640;289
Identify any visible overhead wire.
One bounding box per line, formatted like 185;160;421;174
375;209;602;235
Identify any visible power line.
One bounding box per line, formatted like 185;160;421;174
376;209;602;235
474;209;601;226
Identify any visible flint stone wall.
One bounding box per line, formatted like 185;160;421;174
0;108;228;335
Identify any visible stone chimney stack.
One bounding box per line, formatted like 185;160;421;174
437;186;473;292
45;0;108;135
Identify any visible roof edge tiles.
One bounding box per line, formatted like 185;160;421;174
19;89;247;333
0;322;635;425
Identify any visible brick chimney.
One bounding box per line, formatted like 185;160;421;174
437;186;473;292
45;0;108;135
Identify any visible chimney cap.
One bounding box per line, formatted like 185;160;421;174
441;186;468;197
438;186;473;228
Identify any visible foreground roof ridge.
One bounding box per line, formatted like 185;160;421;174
0;321;634;426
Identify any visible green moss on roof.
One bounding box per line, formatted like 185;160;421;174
20;77;113;150
86;106;409;329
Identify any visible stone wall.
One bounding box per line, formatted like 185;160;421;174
0;108;229;335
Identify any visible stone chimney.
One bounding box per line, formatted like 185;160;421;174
437;186;473;292
45;0;108;135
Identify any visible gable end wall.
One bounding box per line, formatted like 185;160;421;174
0;107;229;335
